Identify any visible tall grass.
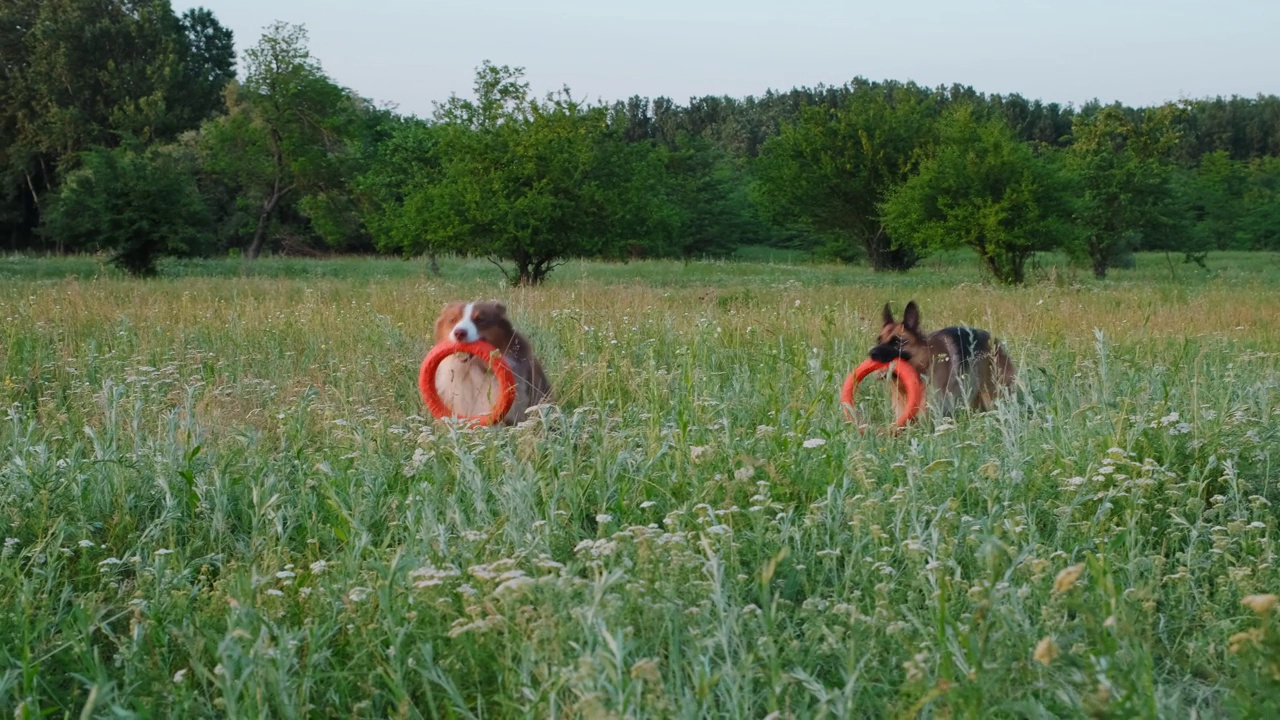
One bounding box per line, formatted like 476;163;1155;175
1;253;1278;717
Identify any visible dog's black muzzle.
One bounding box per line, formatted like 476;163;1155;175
869;344;912;364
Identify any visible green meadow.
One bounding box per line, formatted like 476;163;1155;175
1;252;1278;718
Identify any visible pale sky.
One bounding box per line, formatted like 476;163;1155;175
174;0;1280;118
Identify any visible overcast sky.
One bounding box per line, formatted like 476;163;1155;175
174;0;1280;118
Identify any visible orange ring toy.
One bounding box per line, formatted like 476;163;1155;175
419;340;517;427
841;358;924;429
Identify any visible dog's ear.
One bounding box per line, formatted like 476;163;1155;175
492;301;508;317
435;302;461;341
903;301;921;333
881;303;895;327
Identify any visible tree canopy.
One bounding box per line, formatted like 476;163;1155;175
753;80;941;269
881;106;1075;285
5;3;1280;276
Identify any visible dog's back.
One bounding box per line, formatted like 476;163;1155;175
434;301;551;424
925;326;1016;414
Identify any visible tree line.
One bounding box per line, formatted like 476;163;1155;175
3;1;1279;282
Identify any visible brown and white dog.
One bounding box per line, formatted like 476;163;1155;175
870;300;1016;419
433;300;551;425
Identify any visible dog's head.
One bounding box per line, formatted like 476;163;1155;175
870;301;927;368
435;300;514;346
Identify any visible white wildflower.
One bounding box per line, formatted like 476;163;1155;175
402;447;434;477
802;438;827;449
493;575;536;599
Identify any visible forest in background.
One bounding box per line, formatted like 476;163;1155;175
3;0;1279;283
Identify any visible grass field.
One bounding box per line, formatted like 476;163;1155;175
2;251;1279;718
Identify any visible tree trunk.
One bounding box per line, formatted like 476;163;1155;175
1091;255;1108;280
246;187;287;261
1012;254;1027;285
863;225;918;271
246;203;273;261
1088;235;1109;279
248;134;292;262
982;252;1002;282
428;252;440;276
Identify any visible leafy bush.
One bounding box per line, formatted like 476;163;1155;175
881;106;1074;284
43;144;211;275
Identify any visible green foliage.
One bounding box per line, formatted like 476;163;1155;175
660;137;769;260
4;4;1280;269
355;116;446;267
1064;105;1192;278
42;144;211;275
753;80;940;270
201;22;370;259
0;0;234;249
13;0;185;150
1241;156;1280;251
373;62;671;285
172;7;237;127
881;106;1074;284
1175;94;1280;161
1185;150;1248;255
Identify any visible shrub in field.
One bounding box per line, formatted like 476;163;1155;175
753;79;939;270
42;144;211;276
880;105;1075;285
1064;105;1192;279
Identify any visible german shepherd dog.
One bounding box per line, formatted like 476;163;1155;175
870;301;1016;419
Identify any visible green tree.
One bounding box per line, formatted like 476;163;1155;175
1186;150;1248;252
356;116;448;273
1242;156;1280;250
378;62;666;285
753;80;939;269
0;0;233;249
172;7;237;127
880;106;1074;285
201;22;360;260
42;143;211;275
1064;105;1190;278
660;137;766;260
